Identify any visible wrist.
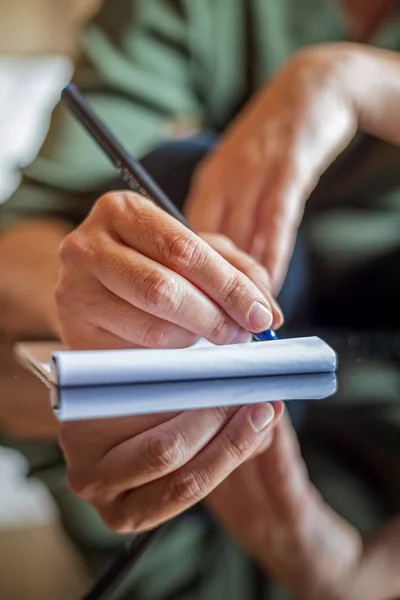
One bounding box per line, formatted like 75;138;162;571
257;488;363;600
266;43;359;191
336;44;400;146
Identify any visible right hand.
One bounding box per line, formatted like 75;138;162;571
56;190;282;350
57;190;283;532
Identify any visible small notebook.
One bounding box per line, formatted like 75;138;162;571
50;373;337;421
15;336;338;420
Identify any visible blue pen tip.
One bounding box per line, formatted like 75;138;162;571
253;328;279;342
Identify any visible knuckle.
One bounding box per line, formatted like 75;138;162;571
218;272;244;307
141;320;174;349
95;191;147;223
121;190;148;211
104;495;148;534
145;430;187;473
209;405;236;424
96;191;126;215
66;467;98;501
59;231;84;265
221;430;251;464
207;314;232;343
59;228;99;269
162;232;204;271
167;470;211;506
142;271;178;313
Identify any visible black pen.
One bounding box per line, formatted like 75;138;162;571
81;530;160;600
61;84;278;342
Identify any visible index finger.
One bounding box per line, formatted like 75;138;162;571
254;167;305;294
110;192;273;333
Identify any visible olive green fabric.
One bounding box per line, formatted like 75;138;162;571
1;1;400;598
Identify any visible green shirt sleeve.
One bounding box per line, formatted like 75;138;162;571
0;0;204;231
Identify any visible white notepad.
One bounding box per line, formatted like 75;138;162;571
16;336;337;387
51;373;337;421
15;336;338;420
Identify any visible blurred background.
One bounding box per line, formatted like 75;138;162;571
0;2;399;599
0;0;102;204
0;2;100;597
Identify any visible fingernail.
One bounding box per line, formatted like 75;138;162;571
273;301;285;328
250;403;275;433
231;328;253;344
248;301;272;331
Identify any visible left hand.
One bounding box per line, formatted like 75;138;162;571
207;410;400;600
206;411;364;600
186;43;358;294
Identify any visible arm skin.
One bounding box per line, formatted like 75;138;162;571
0;220;69;439
0;219;70;339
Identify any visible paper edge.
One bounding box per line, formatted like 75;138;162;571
54;372;338;421
15;336;338;389
14;341;60;387
51;336;338;388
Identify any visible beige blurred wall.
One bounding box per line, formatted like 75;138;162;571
0;0;101;55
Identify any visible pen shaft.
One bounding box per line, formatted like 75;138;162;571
61;85;190;228
81;529;160;600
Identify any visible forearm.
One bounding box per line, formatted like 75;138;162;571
358;514;400;600
257;494;400;600
338;44;400;146
257;491;363;600
0;219;71;338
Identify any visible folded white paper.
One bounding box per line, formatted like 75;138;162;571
15;336;338;420
49;336;336;388
52;373;337;421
